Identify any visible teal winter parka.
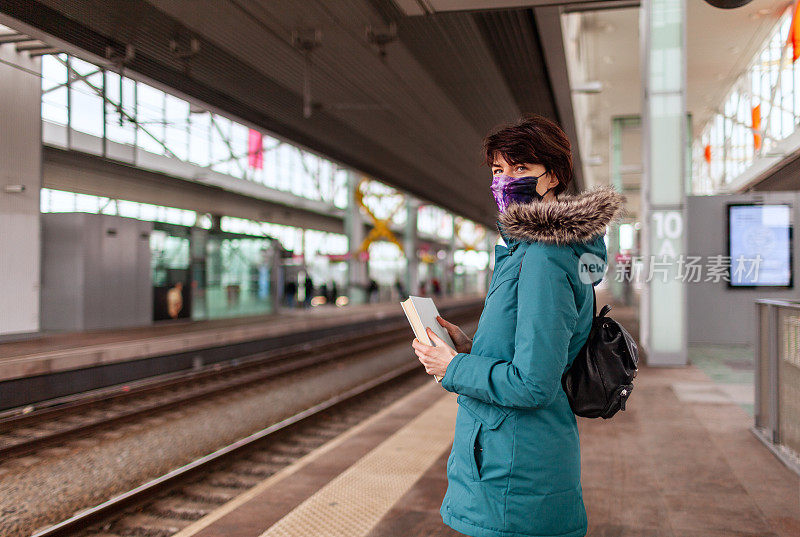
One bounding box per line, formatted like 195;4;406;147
439;185;626;537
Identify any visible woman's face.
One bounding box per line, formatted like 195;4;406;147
490;154;559;199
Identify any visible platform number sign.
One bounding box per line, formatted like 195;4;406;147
652;210;683;259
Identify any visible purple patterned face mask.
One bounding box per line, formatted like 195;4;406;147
490;171;554;213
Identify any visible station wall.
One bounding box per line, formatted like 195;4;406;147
41;213;152;331
0;43;41;336
686;190;800;346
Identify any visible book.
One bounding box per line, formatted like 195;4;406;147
400;296;456;383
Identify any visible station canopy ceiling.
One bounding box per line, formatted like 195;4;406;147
2;0;633;227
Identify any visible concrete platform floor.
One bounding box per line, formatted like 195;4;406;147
151;289;800;537
171;357;799;537
368;365;799;537
578;361;798;537
0;295;483;382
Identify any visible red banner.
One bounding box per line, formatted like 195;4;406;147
248;128;263;169
788;1;800;62
752;105;761;151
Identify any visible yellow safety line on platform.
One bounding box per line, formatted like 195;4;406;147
258;391;458;537
170;382;455;537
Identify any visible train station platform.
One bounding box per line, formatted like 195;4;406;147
164;316;800;537
0;295;483;383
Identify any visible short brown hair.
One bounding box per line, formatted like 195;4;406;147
482;113;574;196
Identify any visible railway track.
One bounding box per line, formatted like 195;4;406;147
29;363;432;537
0;304;480;461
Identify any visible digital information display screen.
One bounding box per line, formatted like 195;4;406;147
727;203;792;287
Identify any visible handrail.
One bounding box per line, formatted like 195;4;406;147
755;298;800;308
753;300;800;477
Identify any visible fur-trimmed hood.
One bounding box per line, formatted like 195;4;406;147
497;184;627;246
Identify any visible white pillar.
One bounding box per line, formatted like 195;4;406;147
482;232;494;295
0;43;42;335
404;197;420;296
345;171;368;304
447;217;456;296
640;0;688;366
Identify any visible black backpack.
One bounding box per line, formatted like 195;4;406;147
561;286;639;419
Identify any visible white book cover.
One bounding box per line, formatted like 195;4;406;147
400;296;455;383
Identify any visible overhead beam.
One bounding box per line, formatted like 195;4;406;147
42;147;345;234
395;0;639;15
42;146;459;248
534;6;586;192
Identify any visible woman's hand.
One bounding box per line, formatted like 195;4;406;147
436;315;473;354
412;328;457;379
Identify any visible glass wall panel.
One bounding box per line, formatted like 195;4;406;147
37;51;492;310
104;71;137;146
136;84;166;155
694;5;800;191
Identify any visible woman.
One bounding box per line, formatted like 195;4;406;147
412;113;625;537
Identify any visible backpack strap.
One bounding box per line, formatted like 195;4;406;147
590;285;613;318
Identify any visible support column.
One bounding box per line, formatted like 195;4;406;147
446;217;456;296
271;239;285;313
404;197;420;296
345;171;368;304
607;224;621;300
608;116;640;303
640;0;688;366
482;231;494;295
189;226;208;319
608;118;622;303
0;43;42;335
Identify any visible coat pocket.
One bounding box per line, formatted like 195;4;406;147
458;395;513;482
458;394;510;429
468;420;483;481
